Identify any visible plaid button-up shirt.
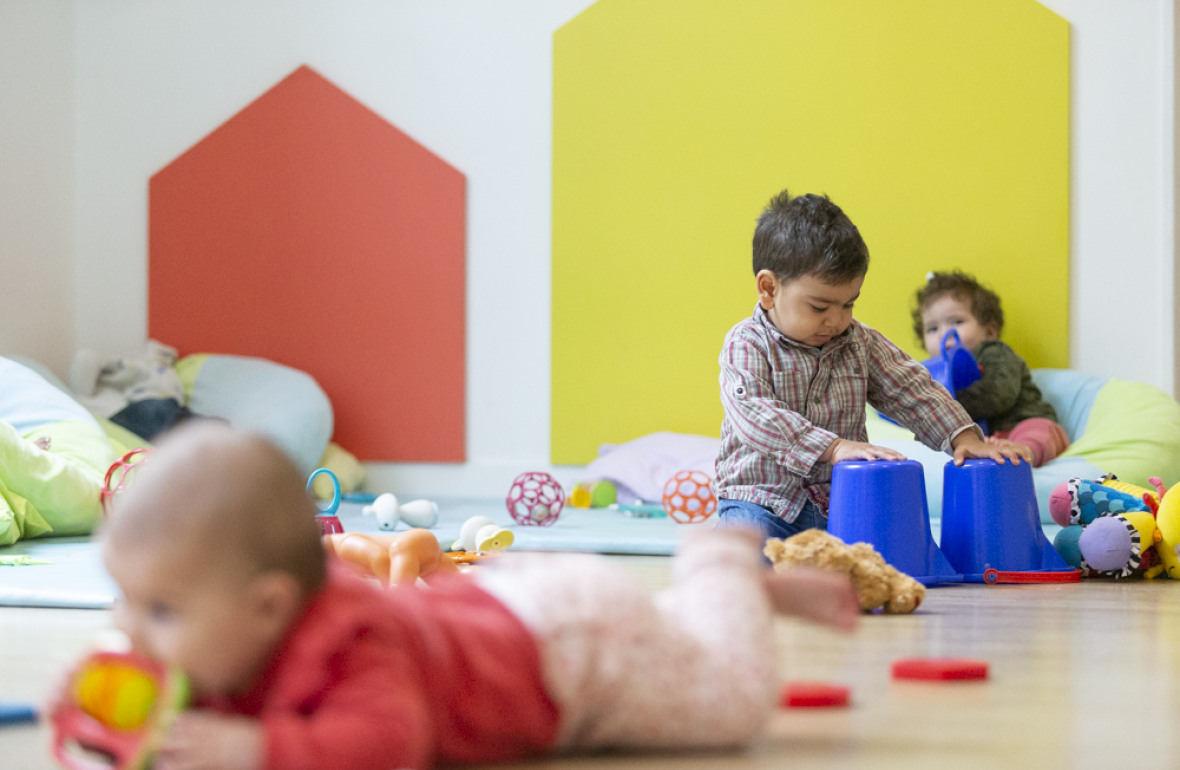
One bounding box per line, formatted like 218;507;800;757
716;305;977;522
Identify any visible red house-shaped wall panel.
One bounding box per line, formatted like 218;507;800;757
149;65;466;462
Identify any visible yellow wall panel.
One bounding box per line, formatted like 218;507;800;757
553;0;1069;464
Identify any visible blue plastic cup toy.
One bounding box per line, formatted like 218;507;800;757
827;460;961;585
924;328;982;396
878;329;985;430
939;459;1074;583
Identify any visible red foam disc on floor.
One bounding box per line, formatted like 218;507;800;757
779;682;851;708
891;658;989;681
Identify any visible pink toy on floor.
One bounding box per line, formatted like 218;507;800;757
506;471;565;526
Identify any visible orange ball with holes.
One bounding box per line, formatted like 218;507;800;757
661;470;717;524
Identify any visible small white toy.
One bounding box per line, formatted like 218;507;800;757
451;515;514;553
362;493;439;530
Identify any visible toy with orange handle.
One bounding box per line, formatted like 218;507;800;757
323;530;460;585
51;650;188;770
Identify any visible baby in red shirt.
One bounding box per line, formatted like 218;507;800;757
91;423;858;770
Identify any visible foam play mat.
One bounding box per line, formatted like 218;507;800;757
0;537;113;609
0;499;707;609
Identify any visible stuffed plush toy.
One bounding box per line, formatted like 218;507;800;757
1151;481;1180;579
69;340;186;419
1050;475;1178;579
69;341;191;441
1054;511;1162;578
1047;475;1162;528
763;529;925;614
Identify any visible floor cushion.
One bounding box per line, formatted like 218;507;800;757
0;358;115;544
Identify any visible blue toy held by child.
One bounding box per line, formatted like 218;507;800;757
924;329;982;396
880;328;983;430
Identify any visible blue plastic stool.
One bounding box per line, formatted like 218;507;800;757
940;459;1075;583
827;460;962;585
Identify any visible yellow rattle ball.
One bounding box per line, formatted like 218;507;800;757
73;660;159;731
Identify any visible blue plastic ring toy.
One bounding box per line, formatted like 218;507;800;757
306;468;341;517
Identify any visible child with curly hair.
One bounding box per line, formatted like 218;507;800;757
913;270;1069;467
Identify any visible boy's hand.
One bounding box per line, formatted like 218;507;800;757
986;436;1034;464
951;431;1026;466
155;711;263;770
821;438;907;464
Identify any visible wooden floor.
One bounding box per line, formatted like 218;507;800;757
6;555;1180;769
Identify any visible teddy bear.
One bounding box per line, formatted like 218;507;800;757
763;529;925;614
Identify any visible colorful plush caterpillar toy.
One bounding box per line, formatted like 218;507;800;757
51;650;188;770
1047;475;1164;528
1101;476;1166;506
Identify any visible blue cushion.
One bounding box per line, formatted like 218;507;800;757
186;355;333;475
1029;368;1108;441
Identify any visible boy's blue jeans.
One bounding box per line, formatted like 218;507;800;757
716;498;826;544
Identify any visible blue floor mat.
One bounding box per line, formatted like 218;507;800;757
0;499;1063;609
0;498;702;608
336;498;703;554
0;537;113;609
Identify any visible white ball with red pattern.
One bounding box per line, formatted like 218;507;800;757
662;470;717;524
506;471;566;527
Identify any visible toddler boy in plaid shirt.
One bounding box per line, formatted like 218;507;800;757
715;190;1023;542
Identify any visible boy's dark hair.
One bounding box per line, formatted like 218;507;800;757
752;190;869;283
911;270;1004;342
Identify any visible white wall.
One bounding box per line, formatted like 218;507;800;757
0;0;75;375
2;0;1174;497
1037;0;1175;398
68;0;593;495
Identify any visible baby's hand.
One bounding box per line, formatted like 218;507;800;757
951;432;1024;466
763;567;860;632
155;711;263;770
823;439;907;464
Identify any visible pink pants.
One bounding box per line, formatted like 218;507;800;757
475;530;777;751
994;417;1070;467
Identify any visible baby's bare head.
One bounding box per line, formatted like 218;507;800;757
104;422;326;595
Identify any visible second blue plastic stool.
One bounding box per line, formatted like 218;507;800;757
939;459;1072;582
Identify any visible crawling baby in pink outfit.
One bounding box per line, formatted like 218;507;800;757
89;423;858;770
